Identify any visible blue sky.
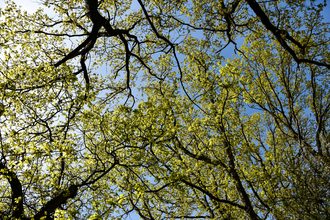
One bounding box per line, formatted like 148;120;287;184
1;0;330;219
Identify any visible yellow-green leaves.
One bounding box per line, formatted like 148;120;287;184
1;0;330;219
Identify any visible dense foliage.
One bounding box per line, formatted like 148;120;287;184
0;0;329;219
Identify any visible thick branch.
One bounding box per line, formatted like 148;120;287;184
0;162;25;219
54;24;101;67
246;0;330;69
226;146;261;220
33;185;78;220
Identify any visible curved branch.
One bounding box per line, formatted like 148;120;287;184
0;162;25;219
180;179;246;210
246;0;330;69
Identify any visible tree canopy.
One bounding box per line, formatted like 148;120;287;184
0;0;330;219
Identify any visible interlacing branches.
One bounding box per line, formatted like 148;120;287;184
0;0;329;219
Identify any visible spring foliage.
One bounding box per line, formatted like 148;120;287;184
0;0;330;219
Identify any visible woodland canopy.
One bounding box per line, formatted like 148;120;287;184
0;0;330;219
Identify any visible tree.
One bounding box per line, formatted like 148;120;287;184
0;0;329;219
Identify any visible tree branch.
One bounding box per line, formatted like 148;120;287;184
246;0;330;69
0;162;25;219
33;185;78;220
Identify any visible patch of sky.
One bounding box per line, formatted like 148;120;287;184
2;0;330;219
